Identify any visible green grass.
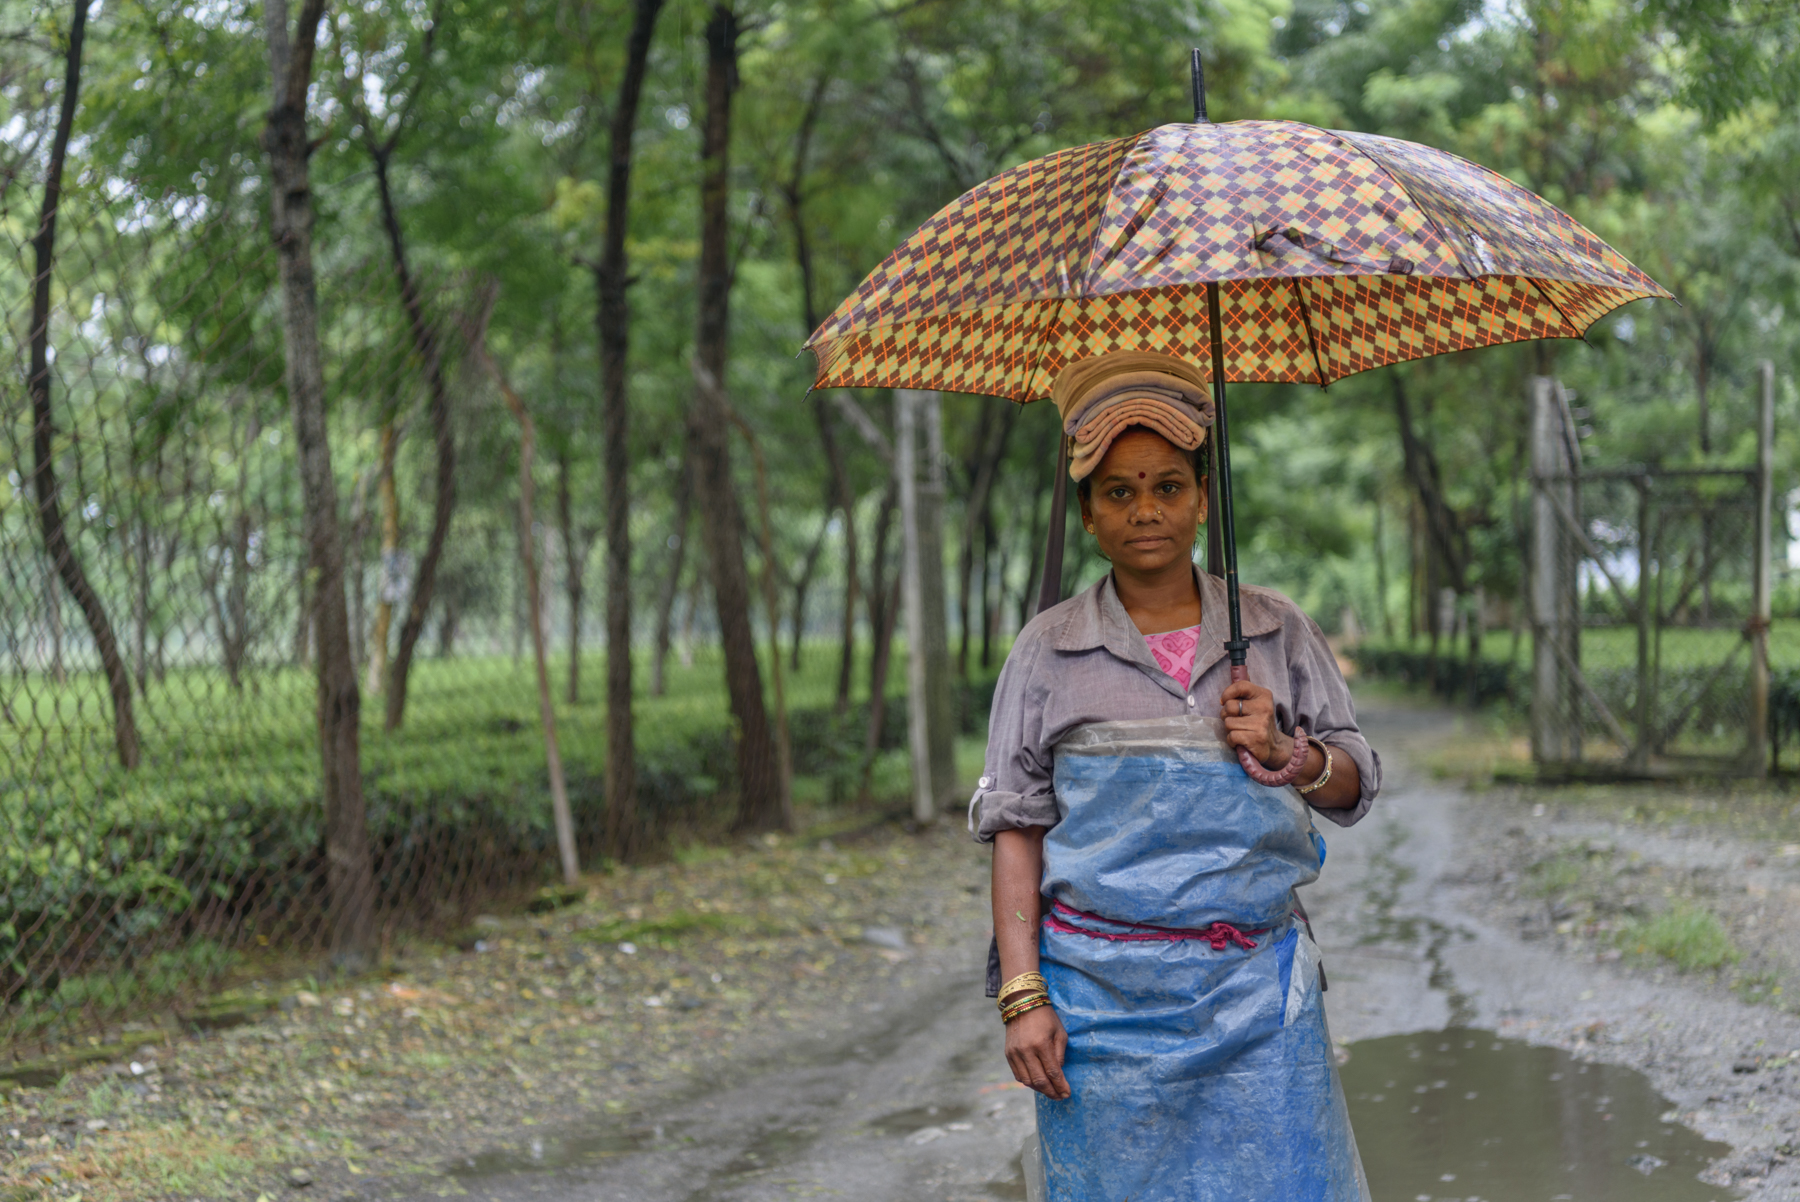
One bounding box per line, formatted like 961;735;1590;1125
1;638;1000;1045
575;910;760;948
1524;851;1585;897
1618;903;1741;973
1359;619;1800;674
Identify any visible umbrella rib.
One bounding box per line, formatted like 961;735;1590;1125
1326;130;1472;280
1289;277;1328;387
1523;275;1583;340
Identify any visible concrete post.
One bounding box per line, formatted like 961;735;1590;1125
897;389;955;822
1530;377;1574;767
1751;360;1775;776
919;393;959;809
1633;476;1653;774
897;391;932;823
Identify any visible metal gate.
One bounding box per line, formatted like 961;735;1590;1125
1528;368;1776;776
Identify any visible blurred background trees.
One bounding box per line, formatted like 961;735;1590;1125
1;0;1796;1023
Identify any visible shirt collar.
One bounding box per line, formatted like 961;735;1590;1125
1052;565;1283;690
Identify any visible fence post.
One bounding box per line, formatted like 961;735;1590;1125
1633;476;1653;774
919;392;959;810
897;389;955;823
1751;360;1775;776
1531;377;1571;767
897;391;930;823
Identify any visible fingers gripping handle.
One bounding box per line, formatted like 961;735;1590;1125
1228;663;1309;786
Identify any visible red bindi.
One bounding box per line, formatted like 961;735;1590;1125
1138;472;1146;479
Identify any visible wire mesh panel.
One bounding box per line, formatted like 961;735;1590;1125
0;156;598;1053
1528;378;1770;776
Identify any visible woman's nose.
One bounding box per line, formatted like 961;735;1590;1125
1131;494;1160;522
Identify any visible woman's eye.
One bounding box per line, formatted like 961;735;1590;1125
1109;488;1130;500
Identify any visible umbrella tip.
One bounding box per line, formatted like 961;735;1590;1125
1190;48;1208;123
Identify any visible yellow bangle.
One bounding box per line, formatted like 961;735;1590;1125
997;972;1047;1005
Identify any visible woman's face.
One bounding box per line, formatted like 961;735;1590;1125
1078;427;1207;579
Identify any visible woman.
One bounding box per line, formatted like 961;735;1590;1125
971;350;1378;1201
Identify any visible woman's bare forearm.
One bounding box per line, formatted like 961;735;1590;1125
992;827;1048;988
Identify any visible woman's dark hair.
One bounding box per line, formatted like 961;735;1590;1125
1075;431;1208;502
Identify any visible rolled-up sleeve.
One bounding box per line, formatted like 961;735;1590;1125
969;633;1060;843
1285;611;1380;827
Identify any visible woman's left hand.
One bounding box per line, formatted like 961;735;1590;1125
1220;679;1295;770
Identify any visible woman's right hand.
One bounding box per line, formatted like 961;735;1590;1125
1004;1005;1071;1099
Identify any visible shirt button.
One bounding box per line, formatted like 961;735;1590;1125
1186;696;1196;707
978;776;991;789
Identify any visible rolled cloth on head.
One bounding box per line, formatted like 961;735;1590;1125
1050;352;1215;482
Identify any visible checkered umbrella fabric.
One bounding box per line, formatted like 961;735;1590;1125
804;121;1669;399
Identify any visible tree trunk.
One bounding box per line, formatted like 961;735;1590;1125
691;3;782;831
859;574;902;803
981;506;1001;668
1017;418;1053;633
478;324;579;886
651;463;692;697
42;559;65;686
781;69;858;711
556;449;584;705
348;464;371;667
858;478;899;800
292;551;312;667
679;565;702;668
732;412;795;826
789;522;826;672
373;149;456;733
1371;495;1386;639
594;0;664;859
1392;374;1468;596
263;0;375;961
816;397;859;710
29;0;138;768
365;420;398;693
957;402;1016;676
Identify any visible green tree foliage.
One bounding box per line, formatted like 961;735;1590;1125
3;0;1797;798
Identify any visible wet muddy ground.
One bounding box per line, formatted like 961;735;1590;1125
10;691;1800;1200
404;695;1798;1201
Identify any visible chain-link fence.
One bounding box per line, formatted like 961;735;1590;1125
0;113;912;1057
1;180;539;1048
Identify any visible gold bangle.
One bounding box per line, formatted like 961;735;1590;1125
1001;995;1052;1024
999;990;1049;1018
1297;737;1334;796
997;972;1047;1006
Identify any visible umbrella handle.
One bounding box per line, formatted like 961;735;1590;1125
1228;664;1310;786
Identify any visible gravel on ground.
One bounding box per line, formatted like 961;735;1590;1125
0;814;994;1202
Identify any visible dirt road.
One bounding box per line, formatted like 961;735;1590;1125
415;696;1800;1201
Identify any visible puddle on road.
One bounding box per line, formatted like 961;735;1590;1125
1342;1028;1736;1202
869;1102;971;1134
449;1118;686;1174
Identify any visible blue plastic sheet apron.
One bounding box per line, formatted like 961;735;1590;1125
1032;716;1369;1202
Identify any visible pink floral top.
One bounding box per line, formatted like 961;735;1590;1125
1142;625;1202;692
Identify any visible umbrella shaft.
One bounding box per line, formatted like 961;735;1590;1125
1206;281;1249;666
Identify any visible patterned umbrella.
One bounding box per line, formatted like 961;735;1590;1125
806;54;1669;782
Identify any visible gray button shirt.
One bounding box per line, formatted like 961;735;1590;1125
971;566;1379;841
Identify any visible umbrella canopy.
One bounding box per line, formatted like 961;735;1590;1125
806;65;1668;784
804;122;1668;396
